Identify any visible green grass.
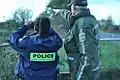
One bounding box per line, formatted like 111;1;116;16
100;41;120;70
0;29;9;33
0;36;8;43
58;45;70;73
0;29;11;43
0;47;18;80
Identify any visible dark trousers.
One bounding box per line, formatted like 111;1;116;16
20;73;58;80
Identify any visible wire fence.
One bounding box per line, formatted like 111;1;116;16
0;38;120;80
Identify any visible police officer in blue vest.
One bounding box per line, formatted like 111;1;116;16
8;17;63;80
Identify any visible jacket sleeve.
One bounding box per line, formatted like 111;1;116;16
49;28;63;50
73;18;85;55
8;25;29;52
56;9;72;23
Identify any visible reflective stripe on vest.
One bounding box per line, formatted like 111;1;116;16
30;52;56;62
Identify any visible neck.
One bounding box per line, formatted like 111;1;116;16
39;32;48;38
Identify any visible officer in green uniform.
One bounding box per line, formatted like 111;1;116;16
56;0;100;80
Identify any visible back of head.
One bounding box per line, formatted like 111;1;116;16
39;17;50;37
34;17;50;38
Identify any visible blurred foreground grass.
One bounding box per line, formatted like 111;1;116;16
0;47;18;80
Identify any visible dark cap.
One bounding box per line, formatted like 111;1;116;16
67;0;88;7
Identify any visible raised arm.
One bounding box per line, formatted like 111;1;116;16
56;9;72;23
8;25;29;53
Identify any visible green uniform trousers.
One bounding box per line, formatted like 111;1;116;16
68;53;100;80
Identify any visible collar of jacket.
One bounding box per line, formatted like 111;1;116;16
73;8;91;19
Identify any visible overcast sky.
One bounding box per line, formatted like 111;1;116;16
88;0;120;25
0;0;120;24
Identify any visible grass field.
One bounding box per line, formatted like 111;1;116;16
100;41;120;70
0;29;9;33
0;29;10;43
0;36;8;43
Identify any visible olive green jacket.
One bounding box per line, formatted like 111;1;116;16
58;8;99;64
